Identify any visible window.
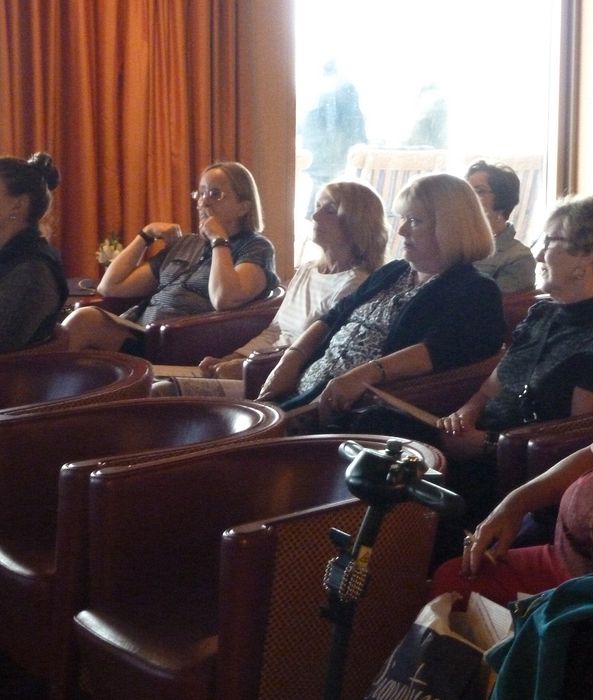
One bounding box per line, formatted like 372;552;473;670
295;0;561;263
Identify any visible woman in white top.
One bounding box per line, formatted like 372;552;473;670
152;180;388;397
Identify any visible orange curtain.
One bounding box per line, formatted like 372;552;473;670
0;0;239;278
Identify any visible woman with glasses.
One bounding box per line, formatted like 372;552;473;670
259;173;505;419
151;180;388;397
62;161;278;354
467;159;536;293
0;152;68;352
432;196;593;559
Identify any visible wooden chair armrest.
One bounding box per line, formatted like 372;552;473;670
373;353;501;417
144;306;279;364
497;411;593;497
526;426;593;482
242;349;286;399
143;287;286;365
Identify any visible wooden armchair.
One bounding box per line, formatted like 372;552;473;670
0;397;284;699
242;289;538;401
73;435;445;700
0;351;153;416
145;285;285;364
73;286;285;365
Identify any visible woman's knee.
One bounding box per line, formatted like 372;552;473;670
62;305;104;331
62;306;123;350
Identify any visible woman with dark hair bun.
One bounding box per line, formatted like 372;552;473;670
0;151;68;352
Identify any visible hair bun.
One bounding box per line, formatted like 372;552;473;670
27;151;60;191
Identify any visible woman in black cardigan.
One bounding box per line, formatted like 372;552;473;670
259;172;505;422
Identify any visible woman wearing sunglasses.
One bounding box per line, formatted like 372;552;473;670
62;161;278;354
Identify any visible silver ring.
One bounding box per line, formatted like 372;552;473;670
463;535;473;547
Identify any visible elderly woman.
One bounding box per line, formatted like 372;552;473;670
151;180;388;397
467;160;536;293
433;196;593;557
0;152;68;352
62;161;279;355
258;173;505;422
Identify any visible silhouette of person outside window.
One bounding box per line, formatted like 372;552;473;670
404;83;448;149
301;60;367;218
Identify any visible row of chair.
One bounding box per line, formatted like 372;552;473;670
0;388;284;697
0;348;444;698
2;285;587;698
66;280;533;371
0;388;444;700
70;284;286;364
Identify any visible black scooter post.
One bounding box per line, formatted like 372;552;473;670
321;438;464;700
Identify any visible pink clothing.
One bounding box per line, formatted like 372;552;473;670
430;544;571;608
430;469;593;608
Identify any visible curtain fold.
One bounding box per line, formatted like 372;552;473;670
0;0;239;278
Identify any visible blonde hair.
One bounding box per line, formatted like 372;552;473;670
395;173;494;268
200;161;264;232
320;181;388;272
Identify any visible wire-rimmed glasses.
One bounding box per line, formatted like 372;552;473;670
191;188;226;203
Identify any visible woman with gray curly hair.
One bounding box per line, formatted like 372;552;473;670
435;196;593;554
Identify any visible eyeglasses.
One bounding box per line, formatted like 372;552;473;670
191;188;226;203
543;234;569;249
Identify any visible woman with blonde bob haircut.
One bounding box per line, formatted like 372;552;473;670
395;172;495;269
259;172;505;419
151;179;388;394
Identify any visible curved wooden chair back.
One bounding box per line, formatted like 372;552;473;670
72;435;445;700
0;397;284;695
0;350;153;415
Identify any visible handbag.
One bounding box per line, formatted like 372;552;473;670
365;592;512;700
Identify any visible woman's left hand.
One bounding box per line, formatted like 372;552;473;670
439;427;488;462
318;364;376;424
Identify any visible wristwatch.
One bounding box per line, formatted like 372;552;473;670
210;237;230;249
139;230;155;246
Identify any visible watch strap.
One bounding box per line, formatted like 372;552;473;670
210;237;231;249
139;230;155;246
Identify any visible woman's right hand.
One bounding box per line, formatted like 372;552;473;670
199;353;244;379
437;405;480;435
198;356;223;378
461;497;525;576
